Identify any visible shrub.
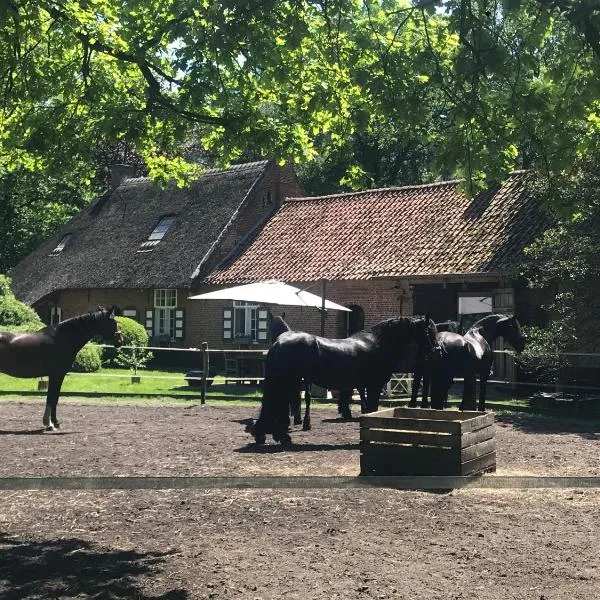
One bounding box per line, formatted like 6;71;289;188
103;316;151;371
0;274;43;330
72;344;102;373
515;326;566;385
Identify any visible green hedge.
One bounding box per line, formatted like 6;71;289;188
103;316;151;370
72;344;102;373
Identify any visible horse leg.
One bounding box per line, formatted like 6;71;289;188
302;383;312;431
43;372;65;431
358;388;368;413
461;374;476;411
421;369;431;409
478;375;488;412
409;369;422;408
337;389;353;420
366;385;382;413
290;388;302;425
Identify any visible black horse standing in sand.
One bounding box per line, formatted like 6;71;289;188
249;315;438;445
408;320;462;409
0;306;122;430
269;315;363;429
429;314;526;412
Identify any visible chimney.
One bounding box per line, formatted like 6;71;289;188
109;164;136;189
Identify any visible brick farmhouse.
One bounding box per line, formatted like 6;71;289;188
11;164;549;373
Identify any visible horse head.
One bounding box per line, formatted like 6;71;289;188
498;315;526;353
98;305;123;348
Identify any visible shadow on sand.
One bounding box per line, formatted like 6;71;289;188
496;412;600;439
0;533;187;600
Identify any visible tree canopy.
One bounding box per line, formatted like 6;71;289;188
1;0;599;195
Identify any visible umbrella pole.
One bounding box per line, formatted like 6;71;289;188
320;279;326;336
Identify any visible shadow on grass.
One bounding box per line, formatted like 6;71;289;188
496;412;600;439
0;533;187;600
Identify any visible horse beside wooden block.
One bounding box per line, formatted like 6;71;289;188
360;407;496;476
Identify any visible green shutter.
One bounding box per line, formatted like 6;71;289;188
257;308;268;341
145;310;154;338
223;308;233;342
175;308;185;340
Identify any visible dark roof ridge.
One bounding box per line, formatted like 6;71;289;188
285;179;460;202
285;170;531;203
118;160;270;187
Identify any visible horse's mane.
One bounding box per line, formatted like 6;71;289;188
56;306;118;331
270;315;292;343
370;316;420;337
467;313;510;332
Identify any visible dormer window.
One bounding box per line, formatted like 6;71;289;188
50;234;72;255
139;215;175;251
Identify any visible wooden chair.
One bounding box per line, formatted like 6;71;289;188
224;353;239;384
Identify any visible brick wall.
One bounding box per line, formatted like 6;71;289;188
185;278;413;349
196;163;304;278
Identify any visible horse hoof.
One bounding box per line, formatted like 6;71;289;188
302;423;311;431
408;402;417;408
274;432;292;446
44;425;55;432
420;403;429;409
254;434;266;445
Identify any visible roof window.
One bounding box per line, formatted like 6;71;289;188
50;234;72;255
139;215;175;251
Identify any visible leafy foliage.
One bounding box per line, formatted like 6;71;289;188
0;275;43;329
72;344;102;373
104;316;151;372
1;0;599;200
520;153;600;353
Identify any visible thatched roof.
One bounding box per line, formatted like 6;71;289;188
207;171;550;283
11;161;271;304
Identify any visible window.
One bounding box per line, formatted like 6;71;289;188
223;302;268;342
50;234;72;255
50;306;62;325
146;290;183;341
154;289;177;308
122;308;139;322
458;294;492;330
139;215;175;251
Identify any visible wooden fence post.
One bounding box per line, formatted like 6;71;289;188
201;342;209;406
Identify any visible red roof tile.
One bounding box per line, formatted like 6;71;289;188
207;172;549;283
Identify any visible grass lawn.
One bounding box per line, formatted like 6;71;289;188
0;368;263;400
0;368;532;411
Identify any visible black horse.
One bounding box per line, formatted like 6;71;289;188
429;314;526;412
249;315;438;445
0;306;122;430
408;320;462;408
268;315;307;428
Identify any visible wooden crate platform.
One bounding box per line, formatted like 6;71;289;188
360;407;496;476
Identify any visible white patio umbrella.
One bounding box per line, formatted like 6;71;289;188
189;280;350;312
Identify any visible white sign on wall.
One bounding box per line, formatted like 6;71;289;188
458;295;493;315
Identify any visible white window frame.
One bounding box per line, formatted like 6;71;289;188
50;306;62;325
153;289;178;340
233;301;259;341
154;289;177;308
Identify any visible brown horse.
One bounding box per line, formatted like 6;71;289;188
0;306;122;430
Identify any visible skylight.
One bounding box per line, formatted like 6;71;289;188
50;234;72;255
139;215;175;251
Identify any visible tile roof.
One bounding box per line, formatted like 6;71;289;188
207;171;549;284
10;161;270;304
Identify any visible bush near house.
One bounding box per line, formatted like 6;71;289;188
72;345;103;373
0;274;43;330
103;316;152;371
